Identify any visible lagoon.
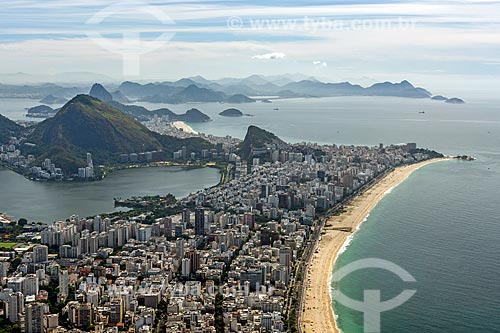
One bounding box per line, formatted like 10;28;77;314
0;166;220;223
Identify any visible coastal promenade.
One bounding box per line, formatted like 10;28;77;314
299;158;447;333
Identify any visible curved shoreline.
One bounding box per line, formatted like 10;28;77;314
301;158;449;333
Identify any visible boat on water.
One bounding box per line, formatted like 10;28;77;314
273;108;279;111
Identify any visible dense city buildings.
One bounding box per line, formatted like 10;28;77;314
0;131;438;332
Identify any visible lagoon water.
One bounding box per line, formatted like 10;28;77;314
0;166;220;223
1;95;500;331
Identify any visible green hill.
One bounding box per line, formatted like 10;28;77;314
0;113;22;143
176;108;211;123
240;125;287;160
31;95;163;152
28;95;211;173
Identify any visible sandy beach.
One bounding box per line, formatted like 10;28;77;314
172;121;198;134
300;158;448;333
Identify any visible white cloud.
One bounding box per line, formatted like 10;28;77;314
0;0;500;95
313;60;327;67
252;52;286;60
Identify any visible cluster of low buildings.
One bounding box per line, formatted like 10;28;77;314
0;137;59;179
142;116;241;153
0;137;82;180
0;139;436;332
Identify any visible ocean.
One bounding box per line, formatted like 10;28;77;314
333;158;500;332
1;95;499;331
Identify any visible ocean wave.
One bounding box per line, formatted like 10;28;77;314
384;185;396;195
336;213;369;257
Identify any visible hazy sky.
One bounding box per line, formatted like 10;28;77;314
1;0;500;96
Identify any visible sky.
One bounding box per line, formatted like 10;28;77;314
1;0;500;96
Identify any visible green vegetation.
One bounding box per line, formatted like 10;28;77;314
25;95;212;174
0;218;27;242
30;95;164;154
0;113;22;143
0;242;17;249
240;125;287;160
409;148;444;159
214;293;224;333
155;299;169;332
8;256;21;274
0;317;20;333
100;194;184;222
114;194;177;209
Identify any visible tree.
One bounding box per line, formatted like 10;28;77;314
214;293;224;333
17;218;28;226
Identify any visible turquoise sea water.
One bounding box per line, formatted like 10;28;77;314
333;158;500;332
1;96;499;331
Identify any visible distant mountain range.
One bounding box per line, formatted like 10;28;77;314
0;83;85;99
40;95;68;104
119;82;257;104
0;74;464;103
107;101;211;123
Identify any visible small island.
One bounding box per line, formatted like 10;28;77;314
431;95;466;104
219;108;244;117
26;105;57;118
181;108;212;122
445;97;465;104
431;95;448;101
